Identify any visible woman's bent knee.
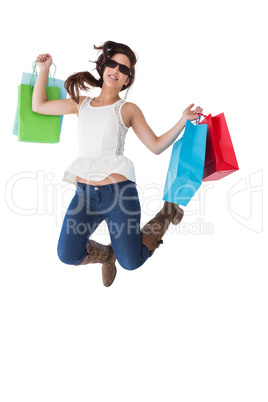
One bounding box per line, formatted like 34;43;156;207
118;256;145;271
57;245;78;265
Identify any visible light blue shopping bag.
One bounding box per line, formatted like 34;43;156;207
162;119;207;206
13;62;67;135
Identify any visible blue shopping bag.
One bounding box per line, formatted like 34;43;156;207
162;119;207;206
13;62;67;135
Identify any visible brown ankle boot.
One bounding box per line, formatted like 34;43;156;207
76;240;117;287
141;201;184;256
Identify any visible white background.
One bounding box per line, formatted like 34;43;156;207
1;1;267;401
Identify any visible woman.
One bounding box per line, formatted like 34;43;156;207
33;40;203;287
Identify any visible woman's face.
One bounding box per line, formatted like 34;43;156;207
103;53;131;90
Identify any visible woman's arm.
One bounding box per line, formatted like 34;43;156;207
32;53;83;116
129;103;203;155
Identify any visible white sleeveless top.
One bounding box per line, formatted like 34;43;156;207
62;96;136;185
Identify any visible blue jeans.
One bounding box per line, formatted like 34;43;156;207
57;180;152;270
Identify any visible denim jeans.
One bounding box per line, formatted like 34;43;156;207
57;180;152;270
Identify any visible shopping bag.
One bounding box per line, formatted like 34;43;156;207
198;113;239;181
13;63;67;136
162;119;207;206
17;62;60;143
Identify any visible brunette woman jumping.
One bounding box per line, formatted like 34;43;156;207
33;40;203;287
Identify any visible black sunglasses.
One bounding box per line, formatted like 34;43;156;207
106;59;131;76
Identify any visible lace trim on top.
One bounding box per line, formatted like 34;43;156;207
79;96;91;114
114;101;128;155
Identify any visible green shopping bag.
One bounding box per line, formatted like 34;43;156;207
17;63;60;143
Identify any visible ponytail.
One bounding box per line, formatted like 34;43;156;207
64;71;101;104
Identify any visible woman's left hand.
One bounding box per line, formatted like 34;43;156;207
182;103;203;122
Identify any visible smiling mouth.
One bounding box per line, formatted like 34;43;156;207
108;75;118;81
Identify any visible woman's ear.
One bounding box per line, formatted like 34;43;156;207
124;76;131;87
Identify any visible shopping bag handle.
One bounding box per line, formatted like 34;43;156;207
32;60;57;78
30;61;57;86
195;113;208;125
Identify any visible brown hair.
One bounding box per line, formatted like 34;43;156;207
64;40;138;103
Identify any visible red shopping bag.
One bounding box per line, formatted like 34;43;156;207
198;113;239;181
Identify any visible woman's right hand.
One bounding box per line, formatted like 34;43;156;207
36;53;53;70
